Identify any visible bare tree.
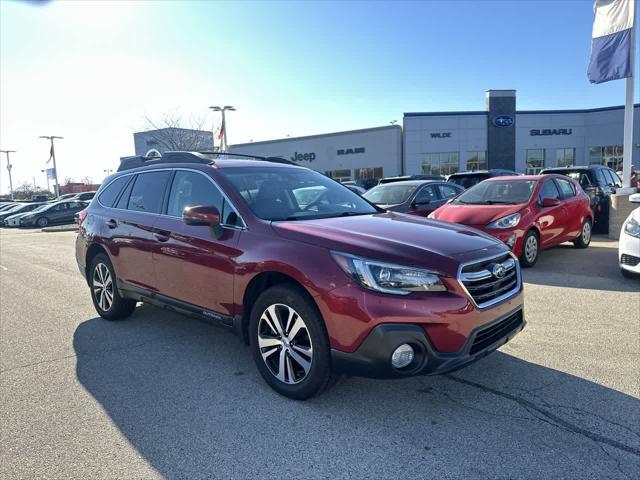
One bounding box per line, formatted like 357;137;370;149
13;183;51;200
80;176;94;185
63;176;75;185
142;112;213;152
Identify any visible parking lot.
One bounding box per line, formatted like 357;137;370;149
0;228;638;479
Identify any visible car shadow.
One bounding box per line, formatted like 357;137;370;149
74;305;640;479
522;235;638;292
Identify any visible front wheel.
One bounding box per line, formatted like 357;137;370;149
36;217;49;228
520;230;540;268
573;218;592;249
89;253;136;320
249;284;335;400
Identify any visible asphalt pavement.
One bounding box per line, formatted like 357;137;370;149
0;228;638;479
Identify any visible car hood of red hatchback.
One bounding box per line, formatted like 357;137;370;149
434;203;524;226
273;212;506;274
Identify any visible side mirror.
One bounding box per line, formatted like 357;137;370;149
183;205;220;226
629;193;640;204
541;197;560;208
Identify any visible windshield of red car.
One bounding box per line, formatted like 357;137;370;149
453;180;537;205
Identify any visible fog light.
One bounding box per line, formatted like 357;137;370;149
505;233;516;249
391;344;414;369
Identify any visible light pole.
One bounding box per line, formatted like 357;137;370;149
0;150;16;200
40;136;63;197
209;105;236;151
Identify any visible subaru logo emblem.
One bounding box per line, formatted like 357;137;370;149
493;115;513;127
491;263;506;279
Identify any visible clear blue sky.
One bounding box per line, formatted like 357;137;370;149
1;0;638;192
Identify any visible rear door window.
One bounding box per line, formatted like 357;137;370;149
127;171;171;214
555;178;576;199
438;184;460;199
98;176;130;208
166;170;223;217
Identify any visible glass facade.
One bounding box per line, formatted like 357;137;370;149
526;149;545;174
555;148;575;168
466;151;487;171
325;169;352;181
589;145;623;171
354;167;383;180
422;152;459;176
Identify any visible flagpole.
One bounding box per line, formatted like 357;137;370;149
40;136;63;197
621;0;637;191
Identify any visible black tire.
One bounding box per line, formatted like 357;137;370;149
36;217;49;228
249;284;335;400
573;218;592;249
520;229;539;268
89;253;136;320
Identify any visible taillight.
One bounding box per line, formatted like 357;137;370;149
77;209;88;226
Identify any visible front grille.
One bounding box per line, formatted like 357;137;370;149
470;310;523;355
621;254;640;267
459;253;520;308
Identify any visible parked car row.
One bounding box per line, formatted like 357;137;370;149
0;199;88;227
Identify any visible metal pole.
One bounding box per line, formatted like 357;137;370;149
221;109;228;151
621;0;637;191
1;150;15;200
50;138;60;197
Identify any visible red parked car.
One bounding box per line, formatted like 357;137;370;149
76;152;525;399
429;175;593;267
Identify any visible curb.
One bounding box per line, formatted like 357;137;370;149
41;225;77;233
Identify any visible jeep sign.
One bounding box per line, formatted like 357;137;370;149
290;152;316;162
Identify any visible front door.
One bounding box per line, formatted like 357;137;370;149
151;169;242;317
537;179;567;247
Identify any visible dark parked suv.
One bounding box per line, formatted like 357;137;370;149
76;152;525;399
447;169;518;189
540;165;622;233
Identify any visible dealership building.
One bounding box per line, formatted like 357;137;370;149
229;90;639;182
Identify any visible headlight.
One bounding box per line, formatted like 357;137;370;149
486;213;520;229
331;251;447;295
624;217;640;238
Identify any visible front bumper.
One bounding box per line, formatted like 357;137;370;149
619;230;640;273
331;307;525;378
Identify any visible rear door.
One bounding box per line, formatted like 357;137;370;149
536;179;567;247
151;169;243;317
104;170;172;291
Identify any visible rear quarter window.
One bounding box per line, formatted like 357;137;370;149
97;176;130;208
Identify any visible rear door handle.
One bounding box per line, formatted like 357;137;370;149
106;219;117;229
154;231;171;242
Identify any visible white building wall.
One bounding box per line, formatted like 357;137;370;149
228;126;402;180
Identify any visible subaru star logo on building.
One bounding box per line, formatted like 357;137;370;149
493;115;514;127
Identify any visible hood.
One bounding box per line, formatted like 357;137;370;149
433;203;524;226
5;212;29;220
272;212;506;276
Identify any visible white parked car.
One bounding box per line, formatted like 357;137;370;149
619;193;640;278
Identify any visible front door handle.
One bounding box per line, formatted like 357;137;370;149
106;219;117;229
154;231;171;242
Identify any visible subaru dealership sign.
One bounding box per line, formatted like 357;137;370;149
493;115;514;127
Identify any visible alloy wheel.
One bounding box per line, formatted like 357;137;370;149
582;221;591;244
525;235;538;263
258;304;313;385
92;263;114;312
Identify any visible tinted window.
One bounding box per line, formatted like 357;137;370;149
539;180;561;201
167;171;223;217
98;176;130;208
555;178;575;198
448;174;488;189
594;168;607;187
414;185;438;203
363;184;419;205
603;169;622;188
438;184;460;199
53;203;69;211
127;171;171;214
115;177;135;209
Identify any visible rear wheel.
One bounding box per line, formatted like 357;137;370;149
36;217;49;227
573;218;592;248
520;230;539;268
89;253;136;320
249;284;335;400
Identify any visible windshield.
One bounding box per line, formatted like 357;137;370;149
4;204;28;213
362;184;419;205
453;180;536;205
220;166;378;221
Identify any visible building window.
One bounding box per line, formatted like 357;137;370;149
555;148;575;167
325;169;352;181
354;167;383;181
422;152;459;176
466;151;487;171
589;145;623;171
526;149;545;174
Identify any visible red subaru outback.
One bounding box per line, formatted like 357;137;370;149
76;152;525;399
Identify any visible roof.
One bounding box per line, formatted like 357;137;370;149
372;179;444;187
405;103;640;117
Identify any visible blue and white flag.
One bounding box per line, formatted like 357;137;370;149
46;167;56;180
588;0;635;84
